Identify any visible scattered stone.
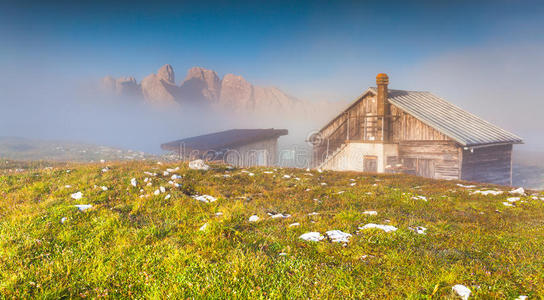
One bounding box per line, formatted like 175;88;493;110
283;175;291;179
130;178;137;187
299;232;324;242
74;204;92;211
248;215;259;222
507;197;520;202
411;195;428;201
199;223;208;231
278;252;288;256
171;174;182;180
471;190;503;196
409;226;427;234
456;183;476;188
308;212;319;216
165;194;171;200
510;187;525;195
358;223;398;233
326;230;352;243
270;213;291;219
515;296;528;300
70;192;83;200
263;171;273;174
60;217;67;223
502;202;514;207
215;212;223;216
452;284;471;300
188;159;210;170
289;222;300;227
159;186;166;193
363;210;378;216
192;195;217;203
100;186;108;191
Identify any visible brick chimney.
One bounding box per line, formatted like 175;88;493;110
376;73;391;142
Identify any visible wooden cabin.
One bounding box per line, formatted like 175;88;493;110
161;128;288;167
313;73;522;185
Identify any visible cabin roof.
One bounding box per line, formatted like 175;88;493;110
321;87;522;147
161;128;288;152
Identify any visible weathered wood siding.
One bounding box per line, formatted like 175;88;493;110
461;144;512;185
397;141;461;180
390;105;450;141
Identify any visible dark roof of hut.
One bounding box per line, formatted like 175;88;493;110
161;128;288;152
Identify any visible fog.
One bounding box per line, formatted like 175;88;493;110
0;70;329;155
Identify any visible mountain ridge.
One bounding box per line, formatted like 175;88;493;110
101;64;345;117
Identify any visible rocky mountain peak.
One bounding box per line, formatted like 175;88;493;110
157;64;175;84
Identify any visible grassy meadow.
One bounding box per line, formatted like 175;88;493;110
0;160;543;298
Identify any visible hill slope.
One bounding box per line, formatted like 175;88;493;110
0;161;543;298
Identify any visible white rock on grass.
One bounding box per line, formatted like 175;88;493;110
299;232;324;242
359;223;398;233
308;212;319;216
192;195;217;203
363;210;378;216
452;284;471;300
283;175;291;179
159;186;166;193
471;190;503;196
171;174;182;180
100;186;108;191
507;197;520;202
60;217;67;223
502;202;514;207
154;189;160;195
510;187;525;195
409;226;427;234
263;171;273;174
515;296;528;300
64;185;71;188
456;183;476;188
248;215;259;222
269;213;291;219
289;222;300;227
326;230;352;243
74;204;92;211
165;194;171;200
199;223;208;231
411;195;428;201
70;192;83;200
189;159;210;170
130;178;137;187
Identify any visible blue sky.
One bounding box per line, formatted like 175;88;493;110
3;1;542;91
1;0;544;149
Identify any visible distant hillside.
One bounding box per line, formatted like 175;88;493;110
0;160;542;298
0;137;153;162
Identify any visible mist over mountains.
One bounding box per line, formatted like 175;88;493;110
101;64;343;118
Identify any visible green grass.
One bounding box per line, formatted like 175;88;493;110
0;160;543;299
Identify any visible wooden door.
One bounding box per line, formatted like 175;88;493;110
363;155;378;172
416;159;435;178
